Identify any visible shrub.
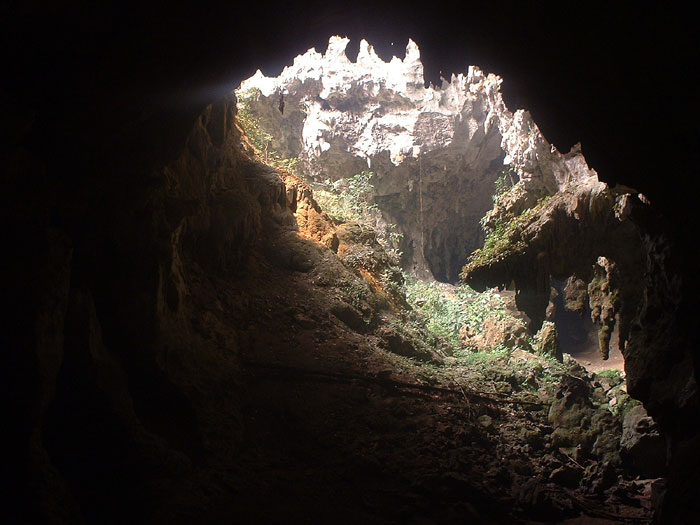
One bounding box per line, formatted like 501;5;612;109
313;171;377;223
402;276;508;351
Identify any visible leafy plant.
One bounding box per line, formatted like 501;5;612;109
313;171;378;223
402;276;508;351
455;286;509;334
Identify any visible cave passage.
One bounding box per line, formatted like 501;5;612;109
550;279;624;372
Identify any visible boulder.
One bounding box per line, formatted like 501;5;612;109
466;315;532;352
548;375;621;464
534;321;562;361
620;405;666;478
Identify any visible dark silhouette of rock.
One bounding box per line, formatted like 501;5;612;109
621;405;666;478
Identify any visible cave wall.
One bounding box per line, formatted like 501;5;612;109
4;72;296;518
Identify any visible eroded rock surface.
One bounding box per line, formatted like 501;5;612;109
239;36;600;282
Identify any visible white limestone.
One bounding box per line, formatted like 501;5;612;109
238;36;598;190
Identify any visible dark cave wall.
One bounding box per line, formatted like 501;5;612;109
372;149;504;282
2;4;268;519
4;76;294;518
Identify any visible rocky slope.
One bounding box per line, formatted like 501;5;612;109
238;36;696;521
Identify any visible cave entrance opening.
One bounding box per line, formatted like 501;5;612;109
550;279;624;372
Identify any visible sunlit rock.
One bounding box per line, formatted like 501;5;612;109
238;36;599;281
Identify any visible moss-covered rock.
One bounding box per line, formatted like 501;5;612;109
534;321;561;361
548;375;621;464
460;197;551;280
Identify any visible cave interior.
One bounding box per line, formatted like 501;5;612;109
3;2;699;523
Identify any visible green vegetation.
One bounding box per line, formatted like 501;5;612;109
402;276;507;351
451;345;510;366
595;369;624;383
236;88;304;175
313;171;378;223
313;172;405;262
492;167;517;205
614;392;641;420
461;195;551;279
236;88;272;153
448;343;566;397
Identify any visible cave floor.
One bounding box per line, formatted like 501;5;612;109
571;344;625;374
185;251;654;523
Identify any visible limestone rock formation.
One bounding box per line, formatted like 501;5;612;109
238;36;599;282
587;256;620;359
534;321;562;361
462;314;532;353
